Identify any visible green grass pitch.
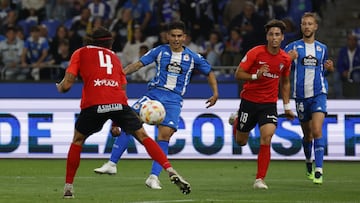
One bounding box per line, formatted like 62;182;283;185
1;159;360;203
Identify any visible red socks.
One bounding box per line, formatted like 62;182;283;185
142;137;171;169
256;144;271;180
65;143;82;184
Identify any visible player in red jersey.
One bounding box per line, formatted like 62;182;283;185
231;19;296;189
56;27;190;198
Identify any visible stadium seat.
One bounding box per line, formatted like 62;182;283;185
64;18;73;30
41;19;61;39
17;19;38;38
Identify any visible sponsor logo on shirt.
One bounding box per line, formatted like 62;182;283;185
262;72;279;79
97;104;123;113
166;62;182;74
302;55;318;66
94;79;119;87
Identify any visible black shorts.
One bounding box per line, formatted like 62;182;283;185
75;104;143;137
236;99;278;132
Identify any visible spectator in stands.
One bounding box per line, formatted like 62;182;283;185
39;24;52;43
123;0;152;36
45;0;71;24
351;27;360;46
0;9;17;35
222;0;246;29
337;33;360;98
154;0;181;25
85;0;111;25
272;0;288;19
183;31;201;53
152;25;168;47
121;24;154;66
0;0;11;26
20;25;50;80
108;7;132;52
200;30;224;67
221;27;243;66
47;38;70;80
19;0;46;22
49;25;69;59
180;0;214;44
129;45;156;82
281;17;301;49
67;0;84;20
211;0;231;39
287;0;313;30
0;26;24;80
90;17;105;33
68;7;92;52
254;0;274;21
228;1;266;54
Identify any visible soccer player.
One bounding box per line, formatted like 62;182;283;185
230;19;295;189
94;20;219;189
57;27;191;198
285;12;334;184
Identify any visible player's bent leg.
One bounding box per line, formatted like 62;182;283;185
235;131;249;146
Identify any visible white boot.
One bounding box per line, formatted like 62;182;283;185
145;174;162;189
93;161;117;175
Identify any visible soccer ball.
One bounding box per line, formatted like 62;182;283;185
139;100;166;125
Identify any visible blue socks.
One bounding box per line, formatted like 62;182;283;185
109;131;130;164
314;138;324;169
150;140;169;176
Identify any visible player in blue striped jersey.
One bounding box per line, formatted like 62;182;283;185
94;21;219;190
285;12;334;184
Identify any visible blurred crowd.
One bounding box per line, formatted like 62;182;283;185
0;0;359;98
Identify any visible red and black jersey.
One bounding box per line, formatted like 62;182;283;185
66;45;128;109
238;45;291;103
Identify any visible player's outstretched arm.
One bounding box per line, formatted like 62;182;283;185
56;72;76;93
205;71;219;108
123;61;144;75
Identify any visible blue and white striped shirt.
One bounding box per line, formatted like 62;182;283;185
140;44;212;96
285;39;329;99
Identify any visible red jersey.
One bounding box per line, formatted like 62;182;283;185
239;45;291;103
66;45;128;109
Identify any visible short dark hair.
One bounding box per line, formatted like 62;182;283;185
84;26;113;48
167;20;186;33
264;19;286;34
30;25;40;33
6;26;17;33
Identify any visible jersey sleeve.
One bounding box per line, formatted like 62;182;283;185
195;53;212;75
66;49;81;77
140;46;160;66
284;42;292;53
239;47;257;72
